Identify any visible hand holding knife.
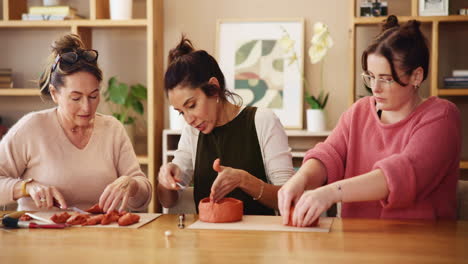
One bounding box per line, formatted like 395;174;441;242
53;199;86;214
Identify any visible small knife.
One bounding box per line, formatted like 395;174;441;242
53;199;87;214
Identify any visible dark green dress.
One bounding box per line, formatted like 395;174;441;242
193;106;275;215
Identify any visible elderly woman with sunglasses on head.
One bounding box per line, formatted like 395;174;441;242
0;34;151;212
279;15;461;226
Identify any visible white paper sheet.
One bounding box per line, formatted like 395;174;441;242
30;212;161;229
188;216;333;233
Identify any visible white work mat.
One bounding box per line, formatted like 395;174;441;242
188;215;333;232
29;212;161;229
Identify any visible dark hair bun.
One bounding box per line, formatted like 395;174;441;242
382;15;399;32
168;35;195;64
51;34;85;55
402;19;422;33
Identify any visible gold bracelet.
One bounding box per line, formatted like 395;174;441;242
253;180;264;201
21;178;33;197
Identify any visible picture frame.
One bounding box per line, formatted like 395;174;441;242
216;18;305;129
419;0;449;16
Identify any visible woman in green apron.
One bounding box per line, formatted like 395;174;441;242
157;37;294;215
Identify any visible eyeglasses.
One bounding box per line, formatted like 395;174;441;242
361;73;395;88
51;49;99;72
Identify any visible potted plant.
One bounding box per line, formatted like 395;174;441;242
104;76;147;145
305;89;329;132
279;22;333;132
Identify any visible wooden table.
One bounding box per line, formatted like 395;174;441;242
0;213;467;263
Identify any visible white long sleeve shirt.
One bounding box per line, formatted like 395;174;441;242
172;107;294;187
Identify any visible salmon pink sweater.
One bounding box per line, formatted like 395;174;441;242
304;96;461;220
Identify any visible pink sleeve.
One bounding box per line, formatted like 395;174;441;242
374;106;461;209
303;109;351;184
0;124;29;205
114;123;152;211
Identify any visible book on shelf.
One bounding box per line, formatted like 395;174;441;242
0;76;12;82
443;76;468;88
0;82;13;88
453;70;468;77
22;13;82;21
445;76;468;82
0;68;12;75
28;6;77;16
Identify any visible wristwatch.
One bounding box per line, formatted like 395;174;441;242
21;178;33;197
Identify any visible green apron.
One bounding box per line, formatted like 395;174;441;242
193;106;275;215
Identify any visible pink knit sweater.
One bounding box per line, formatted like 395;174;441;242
304;96;461;220
0;108;152;211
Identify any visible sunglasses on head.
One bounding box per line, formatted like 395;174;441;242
51;49;99;72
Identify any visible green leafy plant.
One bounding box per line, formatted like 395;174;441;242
305;89;329;109
104;76;147;125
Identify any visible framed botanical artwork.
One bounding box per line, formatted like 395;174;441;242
419;0;449;16
216;18;305;129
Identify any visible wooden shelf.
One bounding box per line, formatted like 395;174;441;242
291;151;307;158
163;129;182;135
0;88;40;96
285;130;331;137
137;155;149;165
354;15;468;25
0;19;148;28
438;89;468;96
461;161;468;169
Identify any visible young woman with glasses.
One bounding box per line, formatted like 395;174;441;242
279;15;461;226
0;34;151;212
157;36;294;215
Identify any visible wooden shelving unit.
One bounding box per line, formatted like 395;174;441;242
0;88;40;96
0;0;164;212
349;0;468;171
461;161;468;169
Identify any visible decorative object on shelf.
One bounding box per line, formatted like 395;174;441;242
216;18;305;129
104;76;147;145
453;69;468;77
0;116;8;140
0;68;13;88
169;106;185;130
110;0;133;20
23;5;80;20
305;91;328;132
360;0;388;17
43;0;61;6
459;8;467;15
280;22;333;132
306;21;332;132
419;0;449;16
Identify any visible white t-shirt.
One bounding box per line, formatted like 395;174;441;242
172;107;294;187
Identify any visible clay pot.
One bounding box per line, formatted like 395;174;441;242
287;206;319;227
198;197;243;223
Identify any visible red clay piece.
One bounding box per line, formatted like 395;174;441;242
198;197;243;223
118;213;140;226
